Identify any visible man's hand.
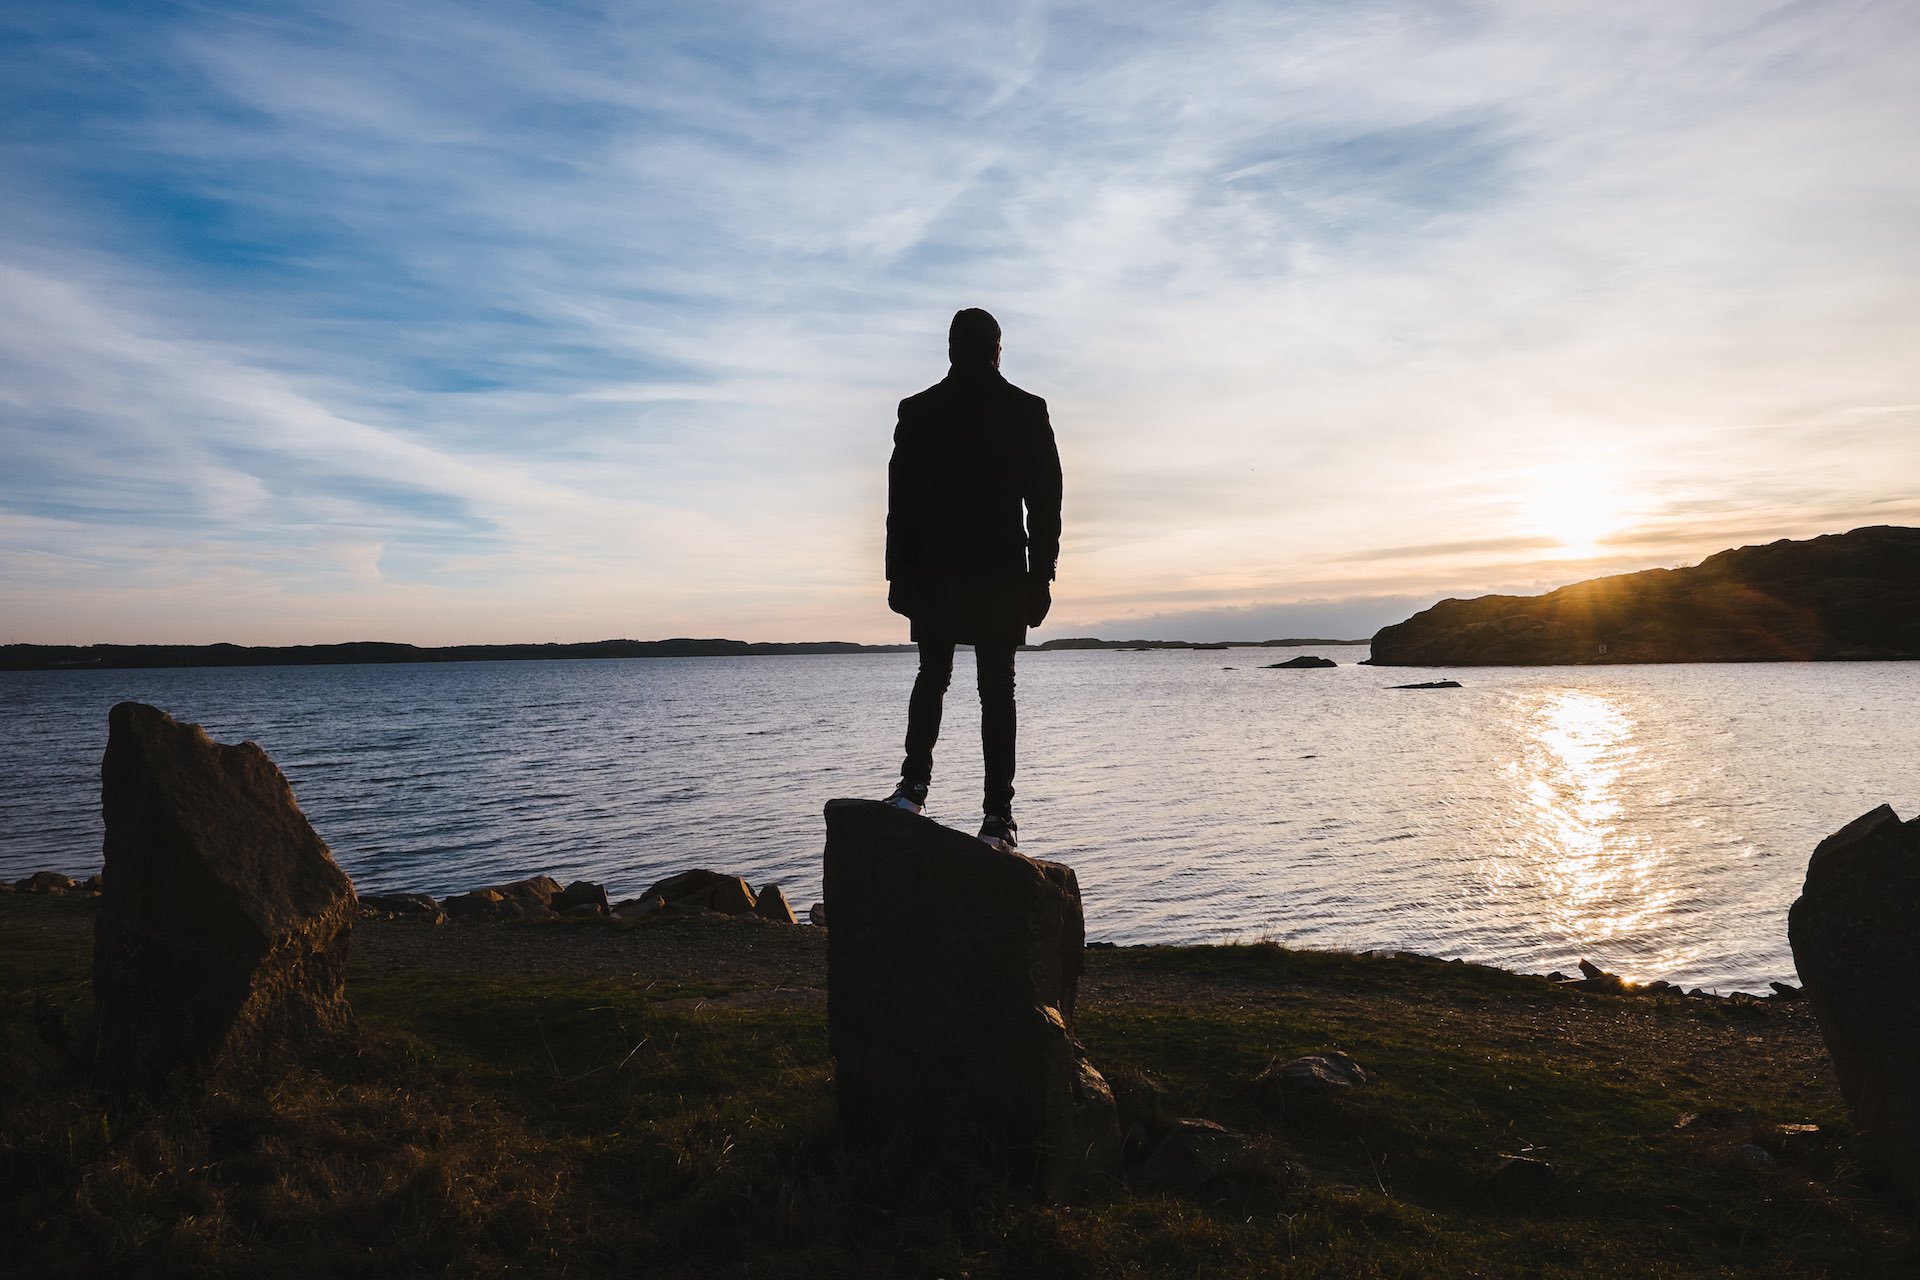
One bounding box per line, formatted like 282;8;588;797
1023;574;1052;627
888;581;913;618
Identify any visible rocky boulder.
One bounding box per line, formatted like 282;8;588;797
1270;1051;1369;1097
611;894;667;919
553;880;610;915
823;798;1119;1199
1136;1118;1254;1192
94;703;356;1089
753;883;797;924
1264;656;1336;669
1788;804;1920;1203
445;875;564;921
14;870;76;894
640;869;757;914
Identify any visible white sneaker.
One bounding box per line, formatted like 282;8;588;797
977;813;1018;852
884;780;928;814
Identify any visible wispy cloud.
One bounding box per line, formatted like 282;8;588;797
1;0;1915;642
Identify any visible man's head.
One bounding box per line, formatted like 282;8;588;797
948;307;1001;368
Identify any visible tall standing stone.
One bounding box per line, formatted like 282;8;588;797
823;799;1119;1198
95;703;357;1089
1788;804;1920;1204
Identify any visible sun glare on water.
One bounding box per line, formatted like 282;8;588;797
1483;690;1688;982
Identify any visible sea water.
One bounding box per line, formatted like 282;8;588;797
3;649;1914;992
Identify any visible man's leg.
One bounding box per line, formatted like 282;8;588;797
900;640;956;790
975;641;1017;818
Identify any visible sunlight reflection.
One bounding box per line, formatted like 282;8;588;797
1488;690;1678;978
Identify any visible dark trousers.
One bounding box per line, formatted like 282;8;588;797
900;640;1017;816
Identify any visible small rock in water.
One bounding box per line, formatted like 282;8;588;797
1389;680;1463;689
1577;958;1605;981
1264;655;1336;669
807;901;827;927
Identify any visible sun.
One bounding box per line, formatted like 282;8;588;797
1521;473;1625;559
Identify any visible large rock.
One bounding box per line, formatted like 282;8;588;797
640;869;756;914
94;703;356;1089
1788;804;1920;1203
445;875;563;921
823;799;1119;1198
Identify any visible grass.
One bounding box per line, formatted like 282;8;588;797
3;895;1912;1278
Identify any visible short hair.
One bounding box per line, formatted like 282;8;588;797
948;307;1001;358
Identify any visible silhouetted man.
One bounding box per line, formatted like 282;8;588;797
883;308;1062;851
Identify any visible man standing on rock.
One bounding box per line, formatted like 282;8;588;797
882;308;1062;852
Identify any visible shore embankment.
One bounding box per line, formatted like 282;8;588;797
4;891;1911;1277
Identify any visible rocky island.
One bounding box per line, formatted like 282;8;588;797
1369;524;1920;666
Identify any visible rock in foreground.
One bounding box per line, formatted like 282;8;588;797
94;703;356;1089
823;799;1120;1198
1788;804;1920;1204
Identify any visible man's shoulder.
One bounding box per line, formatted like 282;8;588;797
1000;378;1048;414
898;372;1048;420
898;381;947;414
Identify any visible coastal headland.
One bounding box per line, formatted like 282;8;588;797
1370;524;1920;665
4;890;1910;1277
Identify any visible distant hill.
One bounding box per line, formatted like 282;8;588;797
1034;637;1368;651
1368;525;1920;666
0;638;912;672
0;635;1367;672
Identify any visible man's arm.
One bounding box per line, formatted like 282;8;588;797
1024;401;1062;581
1022;400;1062;627
885;405;918;615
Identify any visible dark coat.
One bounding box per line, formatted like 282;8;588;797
886;364;1063;646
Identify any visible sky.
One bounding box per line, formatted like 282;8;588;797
2;0;1917;646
